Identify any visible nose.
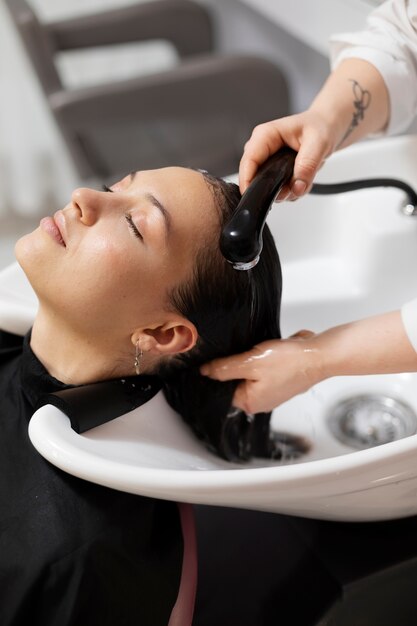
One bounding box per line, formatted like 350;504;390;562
71;187;121;225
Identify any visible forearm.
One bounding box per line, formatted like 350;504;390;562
313;310;417;381
309;58;390;153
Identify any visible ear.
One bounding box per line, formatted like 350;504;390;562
133;319;198;356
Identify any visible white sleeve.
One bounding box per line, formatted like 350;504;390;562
329;0;417;135
401;297;417;353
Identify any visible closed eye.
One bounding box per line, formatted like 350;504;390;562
101;184;143;242
125;213;143;241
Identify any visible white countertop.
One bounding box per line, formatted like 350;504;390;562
238;0;379;56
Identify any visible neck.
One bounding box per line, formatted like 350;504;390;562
30;308;132;385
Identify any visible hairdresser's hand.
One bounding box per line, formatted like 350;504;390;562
200;330;322;414
239;58;391;198
239;110;336;200
201;311;417;413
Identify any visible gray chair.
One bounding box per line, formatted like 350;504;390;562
5;0;290;180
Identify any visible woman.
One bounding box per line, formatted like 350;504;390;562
201;0;417;414
0;165;281;626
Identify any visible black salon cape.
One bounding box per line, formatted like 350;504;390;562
0;330;183;626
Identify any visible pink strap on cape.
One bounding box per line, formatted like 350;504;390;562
168;503;198;626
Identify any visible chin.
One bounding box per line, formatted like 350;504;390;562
15;232;32;266
15;230;48;290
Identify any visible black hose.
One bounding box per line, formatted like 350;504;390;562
311;177;417;209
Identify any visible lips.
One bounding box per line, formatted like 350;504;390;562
40;214;66;247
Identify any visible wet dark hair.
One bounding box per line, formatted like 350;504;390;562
158;173;282;462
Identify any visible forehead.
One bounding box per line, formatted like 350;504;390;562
121;166;218;216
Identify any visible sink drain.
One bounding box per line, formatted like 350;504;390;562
327;394;417;449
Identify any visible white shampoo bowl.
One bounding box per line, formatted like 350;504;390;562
4;134;417;521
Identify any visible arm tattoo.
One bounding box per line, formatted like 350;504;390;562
338;79;371;147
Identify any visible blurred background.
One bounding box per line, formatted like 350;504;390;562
0;0;391;269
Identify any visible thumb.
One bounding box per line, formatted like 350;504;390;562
231;381;250;412
291;135;328;196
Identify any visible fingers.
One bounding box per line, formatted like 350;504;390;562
290;133;328;198
200;359;269;413
290;329;315;340
239;122;286;194
232;380;286;414
200;331;318;414
200;350;255;382
239;112;334;199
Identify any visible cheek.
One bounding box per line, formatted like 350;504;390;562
73;237;139;301
65;237;164;325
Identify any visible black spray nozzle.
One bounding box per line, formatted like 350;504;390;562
220;147;296;270
220;147;417;271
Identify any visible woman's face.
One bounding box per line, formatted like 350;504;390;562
16;167;218;338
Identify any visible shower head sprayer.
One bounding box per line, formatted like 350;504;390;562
220;147;417;271
220;147;296;270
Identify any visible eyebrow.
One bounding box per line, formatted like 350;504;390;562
144;192;172;238
129;171;171;238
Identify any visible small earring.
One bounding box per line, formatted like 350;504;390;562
134;340;143;375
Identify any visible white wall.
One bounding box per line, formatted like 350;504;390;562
204;0;330;113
